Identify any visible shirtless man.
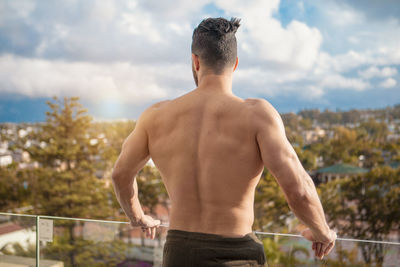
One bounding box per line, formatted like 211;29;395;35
112;17;336;266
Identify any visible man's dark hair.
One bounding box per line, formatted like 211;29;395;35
192;17;241;74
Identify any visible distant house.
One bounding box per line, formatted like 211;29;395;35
0;152;12;167
313;163;369;184
0;221;35;254
0;141;8;153
11;149;31;163
387;133;400;141
301;127;326;144
388;161;400;169
0;255;64;267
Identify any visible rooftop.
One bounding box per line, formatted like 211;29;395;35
316;163;369;174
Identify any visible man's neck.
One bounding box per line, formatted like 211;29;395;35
196;73;233;95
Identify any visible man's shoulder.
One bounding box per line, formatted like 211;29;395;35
245;98;278;117
143;100;171;115
245;98;283;136
149;100;171;109
138;100;171;124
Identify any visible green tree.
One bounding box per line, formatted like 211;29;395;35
359;118;388;144
320;166;400;265
26;96;115;266
42;223;127;267
281;112;300;132
260;236;310;266
137;165;168;214
326;126;359;165
298;109;320;122
90;120;135;176
295;147;317;171
0;164;31;211
299;118;313;130
319;109;342;125
254;170;291;233
342;109;361;124
323;244;365;267
27;96;112;219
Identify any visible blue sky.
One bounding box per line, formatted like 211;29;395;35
0;0;399;122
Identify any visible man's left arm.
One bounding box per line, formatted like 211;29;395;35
111;109;160;239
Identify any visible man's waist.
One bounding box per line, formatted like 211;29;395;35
168;218;253;238
169;228;256;239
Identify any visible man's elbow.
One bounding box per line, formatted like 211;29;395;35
111;169;127;185
111;168;136;186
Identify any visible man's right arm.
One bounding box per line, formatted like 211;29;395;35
252;99;335;257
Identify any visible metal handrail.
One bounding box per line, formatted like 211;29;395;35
1;212;399;246
253;231;400;246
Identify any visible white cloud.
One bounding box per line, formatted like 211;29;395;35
305;85;324;99
381;67;398;77
88;0;116;23
0;54;192;103
320;74;370;91
216;0;322;70
358;66;397;79
141;0;212;20
318;51;370;74
325;3;364;27
379;78;397;88
309;0;400;75
119;12;164;44
0;0;399;111
330;0;400;21
7;0;36;18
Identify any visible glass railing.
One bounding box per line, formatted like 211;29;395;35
0;213;38;266
254;232;400;267
0;212;399;266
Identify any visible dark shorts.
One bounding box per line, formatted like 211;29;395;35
162;229;268;267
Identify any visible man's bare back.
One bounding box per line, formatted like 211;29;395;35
146;89;264;237
112;17;336;262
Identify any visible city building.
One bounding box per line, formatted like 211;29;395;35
312;163;369;184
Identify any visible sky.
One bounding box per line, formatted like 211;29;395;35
0;0;399;122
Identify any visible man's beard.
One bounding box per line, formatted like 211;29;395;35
192;63;198;87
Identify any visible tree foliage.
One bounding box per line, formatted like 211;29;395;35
26;96;112;219
137;165;168;214
0;165;30;211
254;170;291;233
319;166;400;265
23;96;117;266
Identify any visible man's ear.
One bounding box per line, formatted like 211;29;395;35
233;57;239;72
192;53;200;71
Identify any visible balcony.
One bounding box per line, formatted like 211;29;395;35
0;212;399;267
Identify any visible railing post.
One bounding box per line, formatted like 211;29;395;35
36;216;40;267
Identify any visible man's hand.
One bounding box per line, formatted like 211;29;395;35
131;214;161;240
301;228;337;259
